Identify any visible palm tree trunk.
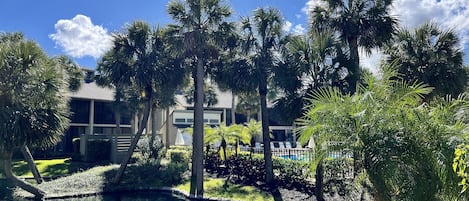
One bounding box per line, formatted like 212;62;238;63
165;108;171;148
259;80;274;185
348;37;360;93
112;98;152;184
231;91;236;125
2;150;46;198
20;145;43;184
151;104;157;146
190;55;205;198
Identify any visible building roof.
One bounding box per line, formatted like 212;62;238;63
68;82;115;101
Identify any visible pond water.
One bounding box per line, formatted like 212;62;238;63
49;191;188;201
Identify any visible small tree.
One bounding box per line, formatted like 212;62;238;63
0;33;77;198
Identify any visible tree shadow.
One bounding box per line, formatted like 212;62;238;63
0;179;15;201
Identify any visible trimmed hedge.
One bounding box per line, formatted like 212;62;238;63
85;139;111;162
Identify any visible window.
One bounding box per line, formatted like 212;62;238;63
94;101;115;124
209;119;219;124
175;118;186;123
70;99;90;123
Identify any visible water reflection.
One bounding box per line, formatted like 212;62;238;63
58;191;188;201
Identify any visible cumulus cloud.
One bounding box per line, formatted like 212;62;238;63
391;0;469;49
302;0;328;15
293;24;306;35
282;21;293;32
49;14;112;58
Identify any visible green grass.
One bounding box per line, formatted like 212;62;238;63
0;157;96;179
12;162;274;201
175;178;274;201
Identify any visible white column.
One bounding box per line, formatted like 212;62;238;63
89;100;94;135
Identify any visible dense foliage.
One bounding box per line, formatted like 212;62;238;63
385;22;467;99
297;67;469;200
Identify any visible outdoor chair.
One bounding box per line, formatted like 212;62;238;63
278;142;285;149
285;141;292;149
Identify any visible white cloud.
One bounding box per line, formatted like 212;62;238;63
360;49;385;75
391;0;469;49
295;14;302;19
282;21;293;32
302;0;328;15
293;24;306;35
49;14;112;58
303;0;469;74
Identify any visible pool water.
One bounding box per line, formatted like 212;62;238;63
56;191;188;201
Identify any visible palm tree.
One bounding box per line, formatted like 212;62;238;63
272;30;349;124
309;0;397;93
384;22;467;99
296;65;467;199
239;7;283;185
167;0;231;197
241;119;262;157
97;21;185;184
0;32;72;198
236;92;259;121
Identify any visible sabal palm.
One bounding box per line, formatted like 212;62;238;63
98;21;185;184
0;32;72;197
273;30;349;124
239;7;283;184
310;0;397;93
385;22;467;99
167;0;231;197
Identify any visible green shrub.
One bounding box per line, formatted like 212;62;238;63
85;139;110;162
136;136;165;164
160;162;189;185
167;149;191;163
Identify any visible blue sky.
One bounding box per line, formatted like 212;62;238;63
1;0;469;73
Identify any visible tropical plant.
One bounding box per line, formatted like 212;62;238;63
239;7;284;185
309;0;397;93
272;30;349;124
240;119;262;157
0;32;79;198
204;124;248;161
167;0;232;197
384;22;468;99
296;66;468;200
96;21;185;184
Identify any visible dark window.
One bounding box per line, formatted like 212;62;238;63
209;119;219;124
175;118;185;123
70;99;90;123
187;118;194;123
94;101;115;124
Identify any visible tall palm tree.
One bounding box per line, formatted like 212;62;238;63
167;0;231;197
240;7;283;185
0;32;72;198
97;21;185;184
384;22;467;99
309;0;397;93
273;30;349;124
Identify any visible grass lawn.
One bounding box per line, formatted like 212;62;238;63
12;162;275;201
1;157;97;179
176;178;274;201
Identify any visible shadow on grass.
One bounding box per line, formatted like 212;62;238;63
102;161;189;191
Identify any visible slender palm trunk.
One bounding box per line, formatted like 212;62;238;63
20;145;43;184
190;55;205;198
2;150;46;198
259;76;273;185
165;108;171;148
348;37;360;93
231;91;236;125
113;97;152;184
151;104;158;146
